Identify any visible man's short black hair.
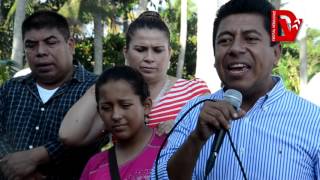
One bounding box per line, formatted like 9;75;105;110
213;0;280;51
22;10;70;41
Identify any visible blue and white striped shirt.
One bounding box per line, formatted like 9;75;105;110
152;76;320;179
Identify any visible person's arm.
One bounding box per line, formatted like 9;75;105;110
0;134;14;159
0;146;49;179
59;85;105;146
167;131;206;180
167;100;245;179
0;83;14;159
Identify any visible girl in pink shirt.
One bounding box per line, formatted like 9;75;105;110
80;66;165;180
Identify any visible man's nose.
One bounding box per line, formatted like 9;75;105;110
36;42;48;57
228;38;246;55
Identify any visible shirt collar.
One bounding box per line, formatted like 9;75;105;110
214;76;286;109
261;75;286;108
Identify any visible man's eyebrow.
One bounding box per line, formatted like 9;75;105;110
24;39;36;44
243;29;263;36
43;35;59;41
217;31;233;39
24;35;58;43
133;44;165;47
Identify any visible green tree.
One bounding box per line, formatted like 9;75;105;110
59;0;138;74
161;0;198;79
273;28;320;94
10;0;26;68
59;0;114;74
0;59;19;84
176;0;187;78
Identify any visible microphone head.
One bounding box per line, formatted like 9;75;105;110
224;89;242;110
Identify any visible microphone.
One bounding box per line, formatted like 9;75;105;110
205;89;243;177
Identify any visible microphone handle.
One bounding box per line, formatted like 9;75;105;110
205;129;227;177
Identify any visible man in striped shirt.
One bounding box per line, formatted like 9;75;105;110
152;0;320;179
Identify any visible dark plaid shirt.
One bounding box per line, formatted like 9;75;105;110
0;65;98;179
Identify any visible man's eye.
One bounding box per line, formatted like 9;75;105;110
25;43;36;49
246;37;259;43
217;38;232;45
46;40;59;45
135;47;146;52
122;104;132;109
154;48;164;53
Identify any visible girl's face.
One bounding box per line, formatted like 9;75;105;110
97;80;152;140
124;28;171;84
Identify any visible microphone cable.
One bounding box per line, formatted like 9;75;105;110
204;129;248;180
155;99;214;180
154;98;248;180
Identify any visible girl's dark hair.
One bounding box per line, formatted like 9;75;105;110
22;10;70;41
212;0;281;51
95;66;150;104
125;11;170;48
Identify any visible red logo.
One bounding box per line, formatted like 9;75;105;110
271;10;303;42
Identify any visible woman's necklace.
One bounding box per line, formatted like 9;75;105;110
153;77;170;106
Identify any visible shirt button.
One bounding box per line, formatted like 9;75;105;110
40;107;45;111
35;126;39;130
29;145;33;149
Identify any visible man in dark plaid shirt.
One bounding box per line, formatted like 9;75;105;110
0;11;99;179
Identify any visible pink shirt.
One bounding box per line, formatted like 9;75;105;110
80;131;165;180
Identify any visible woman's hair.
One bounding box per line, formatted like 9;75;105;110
125;11;170;48
95;66;150;104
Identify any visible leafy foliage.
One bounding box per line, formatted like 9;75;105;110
0;59;19;84
306;29;320;79
75;33;125;71
0;0;319;93
273;28;320;93
273;42;300;93
160;0;198;79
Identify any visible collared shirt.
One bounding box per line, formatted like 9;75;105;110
0;65;97;179
152;76;320;180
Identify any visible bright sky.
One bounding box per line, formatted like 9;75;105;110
282;0;320;30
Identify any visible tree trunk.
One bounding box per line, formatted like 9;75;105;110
138;0;148;14
11;0;26;68
0;0;3;23
93;13;104;75
299;37;307;93
123;0;129;34
195;0;221;92
176;0;187;78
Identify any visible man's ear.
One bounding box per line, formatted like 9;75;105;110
68;37;76;55
123;46;129;65
273;43;282;67
143;97;152;116
168;46;172;59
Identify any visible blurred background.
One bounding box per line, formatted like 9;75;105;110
0;0;319;105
